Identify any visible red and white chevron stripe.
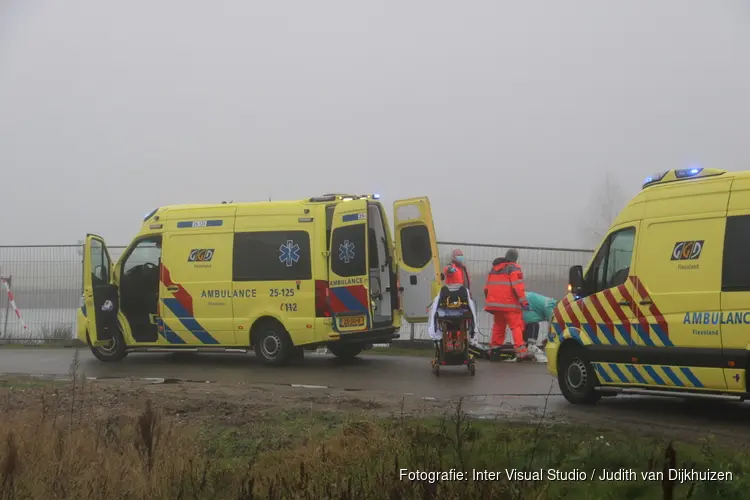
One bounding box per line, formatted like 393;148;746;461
1;277;28;331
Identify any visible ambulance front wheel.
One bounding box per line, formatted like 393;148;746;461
558;344;600;405
87;330;127;363
253;321;293;366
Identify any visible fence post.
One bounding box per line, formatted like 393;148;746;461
410;322;415;341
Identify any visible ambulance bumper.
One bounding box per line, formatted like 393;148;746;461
545;341;559;376
332;326;400;345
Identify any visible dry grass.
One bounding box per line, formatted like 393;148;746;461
0;356;748;499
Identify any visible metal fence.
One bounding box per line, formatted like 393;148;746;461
0;242;593;342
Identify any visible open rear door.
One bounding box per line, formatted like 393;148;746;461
328;199;373;333
393;197;441;322
83;234;119;346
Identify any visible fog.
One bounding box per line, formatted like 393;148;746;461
2;0;749;248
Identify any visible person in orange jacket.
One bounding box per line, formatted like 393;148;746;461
442;249;471;289
483;248;533;361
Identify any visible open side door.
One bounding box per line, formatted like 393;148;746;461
328;199;373;333
83;234;120;346
393;197;441;322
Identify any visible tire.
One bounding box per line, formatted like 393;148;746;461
557;345;601;405
327;343;363;360
88;330;128;363
469;363;476;376
253;322;293;366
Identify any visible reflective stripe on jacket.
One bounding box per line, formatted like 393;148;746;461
483;258;528;312
443;263;470;289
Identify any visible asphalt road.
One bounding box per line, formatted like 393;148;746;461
2;348;750;441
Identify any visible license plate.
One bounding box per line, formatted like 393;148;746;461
340;316;365;328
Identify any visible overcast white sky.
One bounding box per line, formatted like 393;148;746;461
1;0;749;249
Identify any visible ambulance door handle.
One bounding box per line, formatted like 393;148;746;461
167;286;179;292
618;301;630;307
639;300;653;306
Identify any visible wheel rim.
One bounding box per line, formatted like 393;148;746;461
261;332;282;359
566;358;588;392
96;335;119;355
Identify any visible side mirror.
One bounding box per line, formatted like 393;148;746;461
568;265;584;295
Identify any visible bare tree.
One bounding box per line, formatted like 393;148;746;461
579;171;629;248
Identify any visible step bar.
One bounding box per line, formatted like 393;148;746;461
126;347;249;354
595;386;750;402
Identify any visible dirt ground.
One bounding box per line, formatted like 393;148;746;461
0;375;454;426
1;373;748;450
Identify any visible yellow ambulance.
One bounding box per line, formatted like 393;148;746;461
78;194;441;365
547;167;750;404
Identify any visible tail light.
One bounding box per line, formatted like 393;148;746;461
315;280;331;318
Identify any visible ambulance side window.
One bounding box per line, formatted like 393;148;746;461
722;215;750;291
586;227;635;294
330;224;366;277
604;228;635;289
90;240;110;286
233;231;312;281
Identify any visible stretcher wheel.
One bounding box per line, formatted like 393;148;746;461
469;364;476;376
433;363;440;377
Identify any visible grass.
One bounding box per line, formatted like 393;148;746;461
0;364;748;499
0;323;80;347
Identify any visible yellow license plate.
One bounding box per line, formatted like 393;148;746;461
340;316;365;327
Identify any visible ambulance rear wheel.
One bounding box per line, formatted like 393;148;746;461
327;343;362;360
253;322;292;366
88;330;127;363
558;345;600;405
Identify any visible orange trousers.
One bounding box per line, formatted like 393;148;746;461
490;310;526;351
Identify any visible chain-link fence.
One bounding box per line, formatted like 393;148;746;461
0;242;593;342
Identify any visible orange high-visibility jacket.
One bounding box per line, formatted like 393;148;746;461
443;263;471;289
484;258;528;312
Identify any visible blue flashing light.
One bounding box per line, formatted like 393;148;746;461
642;170;668;188
372;193;380;199
675;167;703;178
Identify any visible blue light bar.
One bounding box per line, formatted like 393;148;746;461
642;171;668;188
674;167;703;179
372;193;380;199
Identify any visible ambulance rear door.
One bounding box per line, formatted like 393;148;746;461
83;234;120;346
328;199;374;333
393;197;441;322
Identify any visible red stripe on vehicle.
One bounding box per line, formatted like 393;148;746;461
619;285;650;335
630;276;669;334
602;288;631;334
328;291;347;314
346;285;369;309
577;299;599;335
553;300;567;330
160;265;194;316
562;297;583;330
